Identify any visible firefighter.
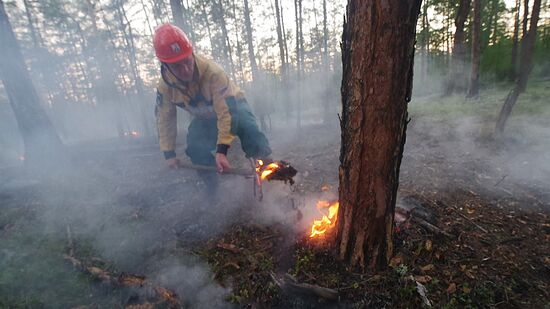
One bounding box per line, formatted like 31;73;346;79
153;23;271;193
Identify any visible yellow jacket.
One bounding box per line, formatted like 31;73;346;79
155;54;244;154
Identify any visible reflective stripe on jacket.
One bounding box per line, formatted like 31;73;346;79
155;53;244;152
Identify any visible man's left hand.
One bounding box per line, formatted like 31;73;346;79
215;153;231;172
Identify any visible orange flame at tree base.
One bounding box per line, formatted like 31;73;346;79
309;200;339;238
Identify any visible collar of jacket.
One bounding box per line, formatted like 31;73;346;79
161;53;209;89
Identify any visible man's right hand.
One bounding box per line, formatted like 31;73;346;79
166;157;181;169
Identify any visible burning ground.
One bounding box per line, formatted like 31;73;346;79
1;85;550;308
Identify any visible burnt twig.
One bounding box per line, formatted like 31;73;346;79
270;272;338;300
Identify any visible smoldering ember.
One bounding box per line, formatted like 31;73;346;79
0;0;549;308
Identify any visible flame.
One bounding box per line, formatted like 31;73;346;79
309;200;339;238
255;160;281;181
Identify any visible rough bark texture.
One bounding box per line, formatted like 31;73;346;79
468;0;481;98
0;0;64;164
336;0;422;270
495;0;541;133
444;0;471;95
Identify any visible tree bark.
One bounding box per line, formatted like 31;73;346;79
444;0;471;95
467;0;481;98
0;0;64;164
495;0;541;133
336;0;421;270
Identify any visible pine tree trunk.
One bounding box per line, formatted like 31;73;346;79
116;1;151;136
336;0;421;270
294;0;303;129
22;0;41;48
495;0;541;133
215;0;235;80
322;0;328;68
243;0;258;81
231;0;244;82
468;0;481;98
280;1;289;66
522;0;529;39
139;0;155;36
200;2;217;61
510;0;520;80
491;0;498;45
170;0;186;30
0;0;64;165
444;0;471;95
274;0;286;77
421;1;429;81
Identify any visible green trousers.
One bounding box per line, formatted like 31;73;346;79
185;98;271;167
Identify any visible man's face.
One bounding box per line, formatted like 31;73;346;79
166;54;195;81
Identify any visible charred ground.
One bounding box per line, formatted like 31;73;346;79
1;83;549;308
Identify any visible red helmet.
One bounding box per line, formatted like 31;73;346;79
153;23;193;63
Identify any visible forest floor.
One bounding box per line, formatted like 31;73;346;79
0;81;549;308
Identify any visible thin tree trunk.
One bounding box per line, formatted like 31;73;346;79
22;0;41;48
421;0;429;80
185;0;196;43
116;0;151;136
231;0;244;82
215;0;235;80
510;0;520;81
522;0;529;39
279;0;290;120
0;0;64;165
294;0;303;128
243;0;258;81
322;0;328;69
280;1;289;66
491;0;498;45
444;0;471;95
495;0;541;133
468;0;481;98
139;0;155;35
336;0;422;270
170;0;187;32
274;0;286;77
200;2;216;60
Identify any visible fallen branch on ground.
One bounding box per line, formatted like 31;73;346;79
64;227;182;308
270;272;338;300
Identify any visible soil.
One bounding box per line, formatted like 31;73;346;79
0;115;548;308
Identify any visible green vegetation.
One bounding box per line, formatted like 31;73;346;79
410;80;550;120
